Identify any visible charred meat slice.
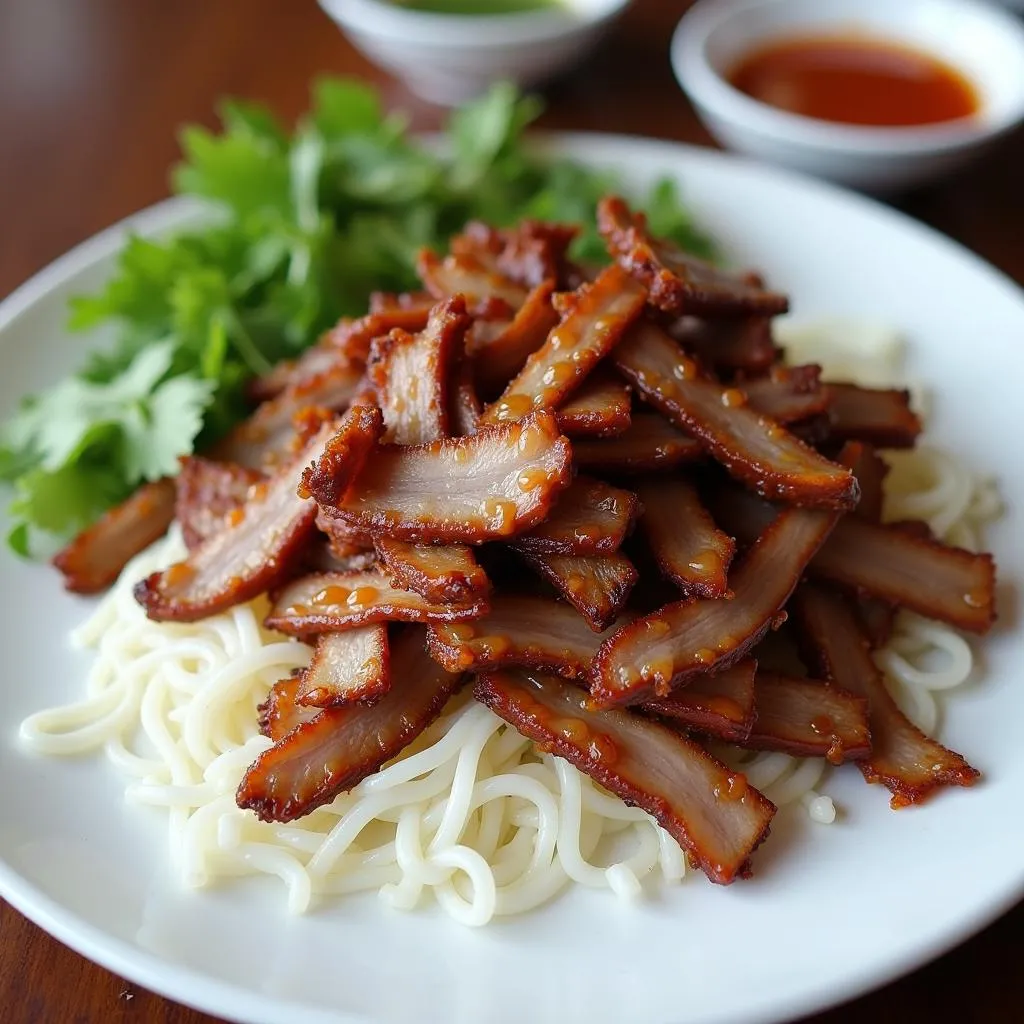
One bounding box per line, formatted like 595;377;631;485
366;297;469;444
258;673;319;742
573;413;703;474
468;280;559;399
265;570;489;636
615;321;858;508
636;477;735;599
175;457;266;551
298;626;390;708
298;406;384;506
591;505;839;706
641;660;757;742
216;362;364;470
53;478;177;594
375;537;490;604
672;315;778;375
481;264;647;425
516;549;638;632
310;411;573;544
426;593;621;679
513;476;639;556
598;196;788;317
555;368;632;438
791;584;979;806
811;514;997;634
740;365;830;424
742;672;871;764
238;627;464;822
826;383;922;449
475;670;776;884
134;418;362;623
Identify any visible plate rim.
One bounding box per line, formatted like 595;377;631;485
1;130;1022;1024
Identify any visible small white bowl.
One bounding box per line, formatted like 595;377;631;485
671;0;1024;191
320;0;631;107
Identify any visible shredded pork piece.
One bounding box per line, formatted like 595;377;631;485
426;593;622;678
475;670;776;884
516;549;638;632
53;478;177;594
175;457;265;551
641;660;757;742
265;570;489;636
598;196;788;317
591;505;839;706
309;411;573;544
742;672;871;764
615;321;858;508
297;626;390;708
375;537;490;604
554;368;632;438
366;298;469;444
573;413;703;473
791;584;979;806
134;419;355;623
826;383;922;449
238;627;464;822
481;264;647;425
513;476;639;556
636;477;735;599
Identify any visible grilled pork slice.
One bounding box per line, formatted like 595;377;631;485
297;626;390;708
475;669;776;884
641;660;757;742
238;627;464;822
791;583;979;806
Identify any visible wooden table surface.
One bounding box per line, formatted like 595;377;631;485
1;1;1021;1021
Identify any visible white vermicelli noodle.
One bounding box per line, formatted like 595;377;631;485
19;321;999;924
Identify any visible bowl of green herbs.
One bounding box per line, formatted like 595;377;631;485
319;0;631;106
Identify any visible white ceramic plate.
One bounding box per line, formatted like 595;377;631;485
0;134;1022;1024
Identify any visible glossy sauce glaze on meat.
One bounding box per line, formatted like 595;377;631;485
46;196;999;887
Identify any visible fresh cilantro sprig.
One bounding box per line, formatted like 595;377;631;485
0;79;714;556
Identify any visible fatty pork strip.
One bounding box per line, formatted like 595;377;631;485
307;411;573;544
791;584;979;806
591;505;840;707
451;219;579;289
554;369;632;438
135;410;381;622
467;280;560;398
614;320;859;508
294;626;390;708
53;478;178;594
426;593;623;679
248;300;435;402
238;627;465;822
216;360;365;470
740;672;871;764
516;549;638;632
366;297;469;444
481;264;647;426
597;195;789;317
635;477;735;599
641;660;757;742
174;457;265;550
672;315;778;376
512;476;639;556
572;413;703;474
259;673;319;742
825;383;922;449
704;480;997;635
265;570;489;635
738;364;831;424
374;538;490;604
475;669;776;884
418;248;528;312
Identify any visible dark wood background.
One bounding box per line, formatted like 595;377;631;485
1;1;1021;1021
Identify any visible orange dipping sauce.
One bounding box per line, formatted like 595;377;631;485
727;34;980;128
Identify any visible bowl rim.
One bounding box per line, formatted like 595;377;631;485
671;0;1024;155
319;0;631;46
